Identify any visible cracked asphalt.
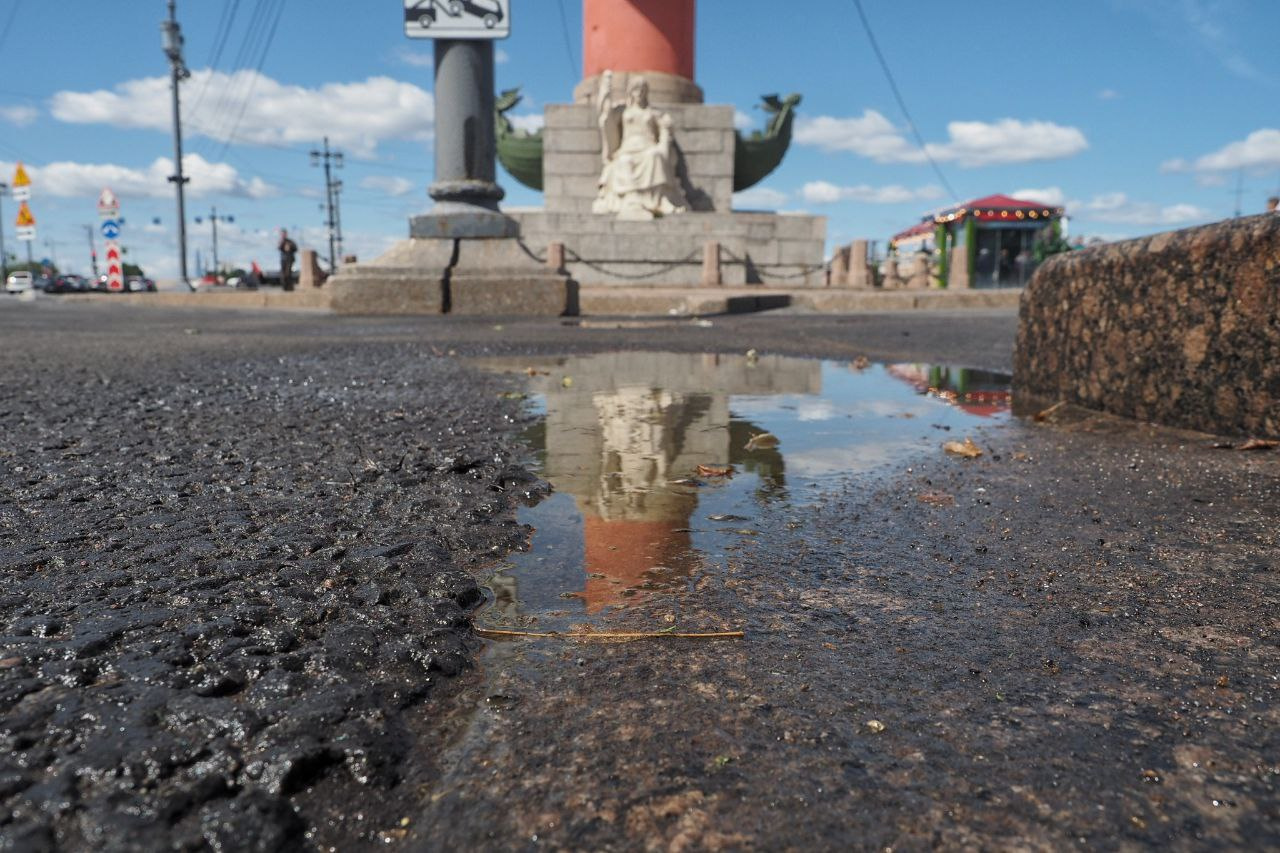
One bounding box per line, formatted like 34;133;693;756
0;300;1275;851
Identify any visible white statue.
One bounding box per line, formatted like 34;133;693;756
592;71;689;220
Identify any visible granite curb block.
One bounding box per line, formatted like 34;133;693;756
1013;213;1280;437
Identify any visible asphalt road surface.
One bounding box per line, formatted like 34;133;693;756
0;301;1274;851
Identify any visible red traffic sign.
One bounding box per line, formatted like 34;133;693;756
105;242;124;292
97;187;120;218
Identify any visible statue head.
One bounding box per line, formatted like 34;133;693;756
627;78;650;108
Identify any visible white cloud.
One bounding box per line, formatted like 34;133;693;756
395;48;434;68
795;110;1087;167
1080;192;1209;226
507;113;544;133
495;48;510;64
50;72;435;157
800;181;943;205
0;105;37;126
360;175;416;197
1097;89;1121;100
1011;186;1066;206
0;155;277;200
1191;129;1280;172
733;186;789;209
733;109;754;131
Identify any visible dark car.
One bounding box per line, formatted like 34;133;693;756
454;0;503;27
405;0;438;28
43;274;88;294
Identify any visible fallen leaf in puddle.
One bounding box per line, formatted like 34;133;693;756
497;391;526;400
943;437;983;458
1237;438;1279;451
744;432;780;451
561;376;574;388
852;355;870;370
865;720;886;734
697;464;734;477
708;514;748;522
746;348;759;365
917;491;955;507
734;528;760;536
524;367;549;376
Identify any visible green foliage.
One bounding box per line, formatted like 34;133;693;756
123;262;145;277
1033;220;1071;264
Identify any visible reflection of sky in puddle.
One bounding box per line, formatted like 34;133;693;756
475;353;1009;632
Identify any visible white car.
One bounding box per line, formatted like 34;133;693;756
5;271;33;294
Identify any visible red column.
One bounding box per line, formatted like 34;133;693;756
583;0;696;81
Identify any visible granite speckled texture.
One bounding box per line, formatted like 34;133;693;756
1014;214;1280;437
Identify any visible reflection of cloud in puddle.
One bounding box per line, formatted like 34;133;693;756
784;440;923;478
732;395;938;421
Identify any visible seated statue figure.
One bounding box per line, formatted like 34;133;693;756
592;72;689;220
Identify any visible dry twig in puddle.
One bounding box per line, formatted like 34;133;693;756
474;628;745;641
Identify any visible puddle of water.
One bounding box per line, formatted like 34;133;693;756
474;352;1010;633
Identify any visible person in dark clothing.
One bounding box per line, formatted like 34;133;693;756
278;230;298;291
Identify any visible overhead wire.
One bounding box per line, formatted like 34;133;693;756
0;0;21;55
848;0;959;203
214;0;288;160
555;0;578;84
188;0;242;117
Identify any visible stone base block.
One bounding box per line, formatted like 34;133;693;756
1014;214;1280;437
510;210;825;288
325;236;572;316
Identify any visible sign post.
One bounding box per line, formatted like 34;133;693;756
98;188;124;292
402;0;515;238
11;163;34;271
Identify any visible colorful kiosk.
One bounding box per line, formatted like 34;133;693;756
891;194;1066;289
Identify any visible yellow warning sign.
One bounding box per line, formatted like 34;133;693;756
12;162;30;187
16;201;34;227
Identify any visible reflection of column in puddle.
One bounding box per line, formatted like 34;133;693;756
576;387;728;611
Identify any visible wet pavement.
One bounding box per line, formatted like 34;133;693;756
0;302;1276;850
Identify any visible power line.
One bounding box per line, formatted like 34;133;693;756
848;0;958;202
188;0;242;117
556;0;578;83
0;0;21;55
215;0;287;160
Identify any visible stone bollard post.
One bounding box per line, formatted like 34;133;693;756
547;241;566;273
828;245;849;288
907;253;931;289
847;239;871;289
882;256;902;289
947;244;970;289
299;249;328;289
701;241;722;286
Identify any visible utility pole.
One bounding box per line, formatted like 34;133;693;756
310;137;343;274
194;207;233;280
83;225;99;279
332;178;344;263
162;0;193;290
1233;169;1243;218
0;181;7;284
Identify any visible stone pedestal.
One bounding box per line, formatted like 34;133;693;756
328;236;571;316
542;102;735;214
882;257;905;290
828;245;849;287
299;249;328;289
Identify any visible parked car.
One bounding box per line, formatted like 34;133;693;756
44;274;89;294
126;276;157;293
5;271;33;294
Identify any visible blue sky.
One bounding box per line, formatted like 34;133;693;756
0;0;1277;278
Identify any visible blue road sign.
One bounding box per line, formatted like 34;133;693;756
101;219;120;240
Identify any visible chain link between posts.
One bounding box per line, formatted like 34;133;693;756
516;239;827;282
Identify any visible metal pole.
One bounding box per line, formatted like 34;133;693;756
83;224;99;278
211;206;219;277
333;179;344;265
323;137;335;274
0;182;7;284
163;0;192;290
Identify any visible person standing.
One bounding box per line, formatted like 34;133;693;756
278;229;298;291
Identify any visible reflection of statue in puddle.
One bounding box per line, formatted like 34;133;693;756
579;387;708;611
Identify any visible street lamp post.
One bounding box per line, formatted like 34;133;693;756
162;0;193;290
